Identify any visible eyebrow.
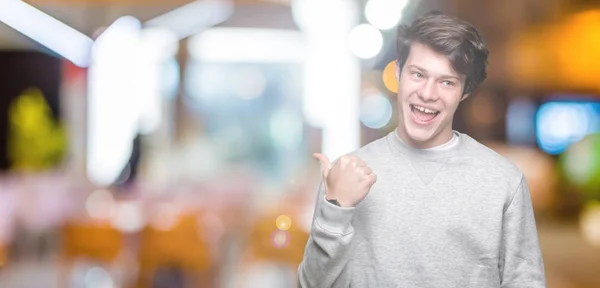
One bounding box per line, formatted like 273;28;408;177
407;64;460;81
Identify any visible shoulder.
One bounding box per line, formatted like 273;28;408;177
459;133;524;186
347;133;392;161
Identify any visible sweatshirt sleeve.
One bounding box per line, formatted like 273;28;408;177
297;181;356;288
499;176;546;288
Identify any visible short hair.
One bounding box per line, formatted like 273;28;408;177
396;11;489;95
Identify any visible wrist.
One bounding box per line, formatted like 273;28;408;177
326;194;351;207
318;195;356;235
326;198;341;207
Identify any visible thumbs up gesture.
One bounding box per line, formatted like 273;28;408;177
313;153;377;207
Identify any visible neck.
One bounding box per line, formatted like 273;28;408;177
388;129;463;161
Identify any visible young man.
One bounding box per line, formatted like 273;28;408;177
298;11;546;288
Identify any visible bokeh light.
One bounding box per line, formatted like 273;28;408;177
84;266;114;288
149;202;180;231
348;24;383;59
553;10;600;90
270;230;290;249
364;0;409;30
536;102;599;155
85;189;116;220
382;60;398;94
560;134;600;196
110;201;144;233
275;215;292;231
360;93;393;129
580;201;600;248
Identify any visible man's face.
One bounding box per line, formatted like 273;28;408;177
396;42;468;149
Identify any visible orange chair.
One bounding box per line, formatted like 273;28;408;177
61;221;123;262
136;212;214;288
0;242;6;268
246;212;309;265
240;204;310;266
59;220;125;287
234;207;309;288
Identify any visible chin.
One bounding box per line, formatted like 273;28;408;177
405;125;437;143
400;111;441;146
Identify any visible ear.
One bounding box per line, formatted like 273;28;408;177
460;93;471;101
395;60;400;81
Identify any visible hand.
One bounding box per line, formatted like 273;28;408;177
313;153;377;207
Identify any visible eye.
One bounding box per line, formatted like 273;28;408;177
442;80;455;87
411;72;423;79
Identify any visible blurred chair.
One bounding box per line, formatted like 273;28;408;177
237;206;309;288
136;211;214;288
0;241;6;269
247;214;308;264
59;220;124;287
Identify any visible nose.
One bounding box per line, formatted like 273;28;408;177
417;80;437;102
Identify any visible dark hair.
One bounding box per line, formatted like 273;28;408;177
396;11;489;95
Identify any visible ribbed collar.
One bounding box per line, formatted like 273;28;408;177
387;128;465;161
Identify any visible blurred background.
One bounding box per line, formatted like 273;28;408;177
0;0;599;287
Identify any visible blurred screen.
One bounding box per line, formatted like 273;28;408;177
536;97;600;155
185;61;306;182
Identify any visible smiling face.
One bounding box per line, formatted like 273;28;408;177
396;42;468;149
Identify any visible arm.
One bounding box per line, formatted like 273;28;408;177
297;181;355;288
499;176;546;288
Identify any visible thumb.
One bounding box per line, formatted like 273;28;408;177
312;153;332;179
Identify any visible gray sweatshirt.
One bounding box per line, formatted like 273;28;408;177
298;131;546;288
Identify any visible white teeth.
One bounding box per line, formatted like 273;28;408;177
413;105;438;114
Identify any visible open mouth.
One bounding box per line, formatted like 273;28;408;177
410;104;440;123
